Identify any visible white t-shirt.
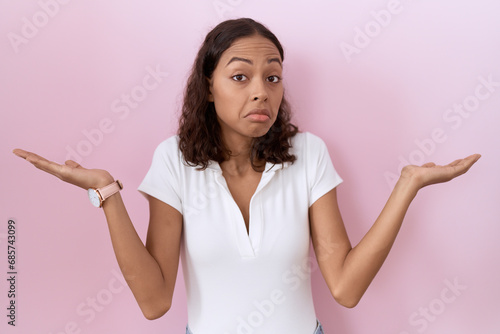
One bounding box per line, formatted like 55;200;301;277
138;132;343;334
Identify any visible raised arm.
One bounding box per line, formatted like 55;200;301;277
309;154;481;308
12;149;182;319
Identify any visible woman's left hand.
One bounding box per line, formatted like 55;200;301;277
400;153;481;190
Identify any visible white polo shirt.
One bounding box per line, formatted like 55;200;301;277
138;132;342;334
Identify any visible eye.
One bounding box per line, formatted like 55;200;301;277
232;74;247;82
267;75;281;83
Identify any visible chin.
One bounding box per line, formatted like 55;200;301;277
247;126;273;139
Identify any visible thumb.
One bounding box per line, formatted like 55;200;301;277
65;160;83;168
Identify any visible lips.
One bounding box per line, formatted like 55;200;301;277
245;109;270;118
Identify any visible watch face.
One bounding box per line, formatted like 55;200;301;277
88;189;101;208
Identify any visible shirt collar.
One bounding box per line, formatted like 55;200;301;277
206;160;291;173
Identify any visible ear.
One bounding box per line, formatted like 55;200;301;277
207;77;214;102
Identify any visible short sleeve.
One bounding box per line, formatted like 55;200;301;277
306;132;343;207
137;136;183;214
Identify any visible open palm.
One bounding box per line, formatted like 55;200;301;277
400;154;481;189
13;149;114;189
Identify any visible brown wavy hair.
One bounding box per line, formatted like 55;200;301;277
178;18;298;170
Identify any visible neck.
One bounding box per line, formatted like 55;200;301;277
220;132;264;175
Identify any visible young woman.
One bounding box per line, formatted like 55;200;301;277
13;18;480;334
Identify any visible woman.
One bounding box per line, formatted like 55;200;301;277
13;18;480;334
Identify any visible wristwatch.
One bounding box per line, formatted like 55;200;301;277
88;180;123;208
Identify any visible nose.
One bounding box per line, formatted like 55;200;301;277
251;78;268;102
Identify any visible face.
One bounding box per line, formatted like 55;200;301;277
208;34;284;144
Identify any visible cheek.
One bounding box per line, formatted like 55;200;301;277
213;90;239;111
272;88;284;108
213;83;245;111
213;97;241;123
212;79;234;101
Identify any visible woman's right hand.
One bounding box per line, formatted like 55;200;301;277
13;149;114;190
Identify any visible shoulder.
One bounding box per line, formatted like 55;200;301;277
154;135;180;153
148;135;184;170
290;132;329;155
152;135;182;160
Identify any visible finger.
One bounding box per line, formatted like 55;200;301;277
19;150;50;165
455;154;481;169
465;153;481;160
12;148;30;159
447;159;463;167
445;154;481;168
447;155;481;178
16;150;63;176
13;149;42;161
421;162;436;167
466;153;482;164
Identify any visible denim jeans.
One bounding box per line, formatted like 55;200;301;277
186;319;324;333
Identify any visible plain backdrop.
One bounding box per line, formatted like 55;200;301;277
1;0;499;333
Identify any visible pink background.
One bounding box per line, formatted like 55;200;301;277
2;1;499;333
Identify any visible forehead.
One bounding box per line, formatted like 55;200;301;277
220;35;281;63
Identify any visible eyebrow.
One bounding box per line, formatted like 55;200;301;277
225;56;282;67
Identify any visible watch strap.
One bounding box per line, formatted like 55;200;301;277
97;180;123;201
